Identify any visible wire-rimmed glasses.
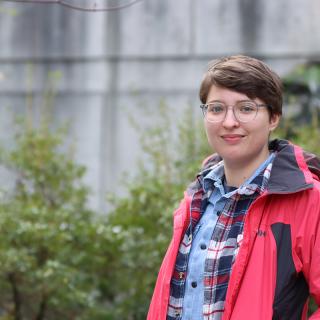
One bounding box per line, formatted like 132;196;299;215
200;101;269;123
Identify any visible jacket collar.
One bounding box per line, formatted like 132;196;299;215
267;139;314;194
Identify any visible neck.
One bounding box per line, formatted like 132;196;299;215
223;150;270;188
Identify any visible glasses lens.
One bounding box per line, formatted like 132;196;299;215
205;103;226;122
234;101;257;122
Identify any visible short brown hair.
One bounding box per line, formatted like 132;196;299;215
199;55;283;116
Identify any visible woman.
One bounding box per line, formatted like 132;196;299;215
147;55;320;320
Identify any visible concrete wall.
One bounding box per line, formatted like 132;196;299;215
0;0;320;211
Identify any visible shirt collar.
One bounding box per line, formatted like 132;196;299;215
203;153;275;195
203;161;224;193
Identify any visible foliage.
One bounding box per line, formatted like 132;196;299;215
273;110;320;155
282;62;320;124
0;120;114;320
284;63;320;92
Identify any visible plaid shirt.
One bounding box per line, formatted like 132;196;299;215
167;160;273;320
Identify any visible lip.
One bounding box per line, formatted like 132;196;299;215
221;134;245;143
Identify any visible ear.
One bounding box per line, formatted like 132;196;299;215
269;114;280;132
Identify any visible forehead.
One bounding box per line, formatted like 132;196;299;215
206;85;250;102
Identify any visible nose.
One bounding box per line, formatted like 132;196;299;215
222;107;240;128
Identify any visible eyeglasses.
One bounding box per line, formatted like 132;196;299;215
200;101;269;123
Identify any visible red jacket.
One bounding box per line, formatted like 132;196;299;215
148;140;320;319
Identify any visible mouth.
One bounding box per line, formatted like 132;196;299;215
221;134;245;143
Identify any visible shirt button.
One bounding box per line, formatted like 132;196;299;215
191;281;197;288
200;243;207;250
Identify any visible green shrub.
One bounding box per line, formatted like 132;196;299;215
0;120;114;319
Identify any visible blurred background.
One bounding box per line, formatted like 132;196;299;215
0;0;319;319
1;0;320;212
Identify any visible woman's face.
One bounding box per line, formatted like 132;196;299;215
204;85;280;169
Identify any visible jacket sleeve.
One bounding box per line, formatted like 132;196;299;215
304;187;320;319
307;224;320;319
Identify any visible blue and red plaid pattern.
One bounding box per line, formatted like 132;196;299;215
167;161;273;320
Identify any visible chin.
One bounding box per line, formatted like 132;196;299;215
219;149;247;163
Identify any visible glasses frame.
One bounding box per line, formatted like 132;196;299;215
200;101;270;123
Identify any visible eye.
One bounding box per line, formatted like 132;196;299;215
237;102;256;113
207;103;225;114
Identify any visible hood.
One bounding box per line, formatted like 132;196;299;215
267;139;318;193
303;150;320;182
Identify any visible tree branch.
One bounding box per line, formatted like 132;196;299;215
2;0;144;12
7;272;22;320
35;293;48;320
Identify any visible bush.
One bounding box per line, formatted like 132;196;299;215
0;120;114;319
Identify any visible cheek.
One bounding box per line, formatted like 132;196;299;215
205;123;214;137
205;124;219;145
252;124;271;138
